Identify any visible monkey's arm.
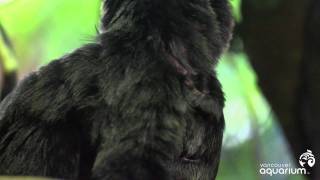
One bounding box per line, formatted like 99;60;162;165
0;44;102;179
0;60;82;178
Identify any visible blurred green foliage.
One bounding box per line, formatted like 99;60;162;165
0;0;100;71
229;0;242;22
0;25;17;72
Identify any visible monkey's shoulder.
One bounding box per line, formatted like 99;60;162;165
2;43;103;118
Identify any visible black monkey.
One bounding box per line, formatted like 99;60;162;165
0;0;233;179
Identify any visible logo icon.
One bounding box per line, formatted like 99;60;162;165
299;150;316;168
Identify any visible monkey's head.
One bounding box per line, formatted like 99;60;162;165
101;0;234;75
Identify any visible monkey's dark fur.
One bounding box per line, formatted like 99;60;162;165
0;0;233;179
